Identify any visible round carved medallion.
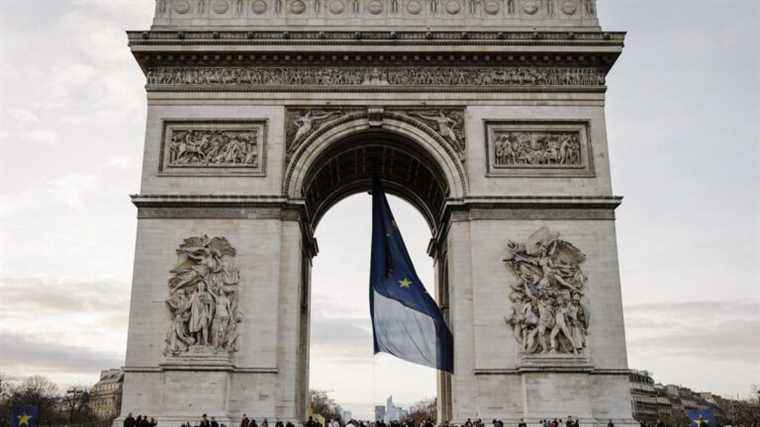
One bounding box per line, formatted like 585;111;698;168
329;0;345;13
252;0;269;13
367;0;384;14
521;0;539;14
445;0;460;14
289;0;306;13
173;0;192;14
484;0;499;14
213;0;231;13
561;0;577;15
406;0;422;14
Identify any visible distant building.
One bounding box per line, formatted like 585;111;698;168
384;396;407;423
89;369;124;420
629;370;660;426
628;370;736;427
375;405;386;422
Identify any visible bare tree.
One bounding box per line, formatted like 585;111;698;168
404;398;437;426
309;389;343;424
61;387;93;424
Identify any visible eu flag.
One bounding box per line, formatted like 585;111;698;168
11;405;39;427
369;178;454;373
688;410;715;427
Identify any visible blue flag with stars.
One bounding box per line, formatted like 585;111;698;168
369;178;454;373
11;405;39;427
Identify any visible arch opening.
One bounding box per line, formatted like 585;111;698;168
301;130;452;236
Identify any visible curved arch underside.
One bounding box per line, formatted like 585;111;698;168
302;131;450;234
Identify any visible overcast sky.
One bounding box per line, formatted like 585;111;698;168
0;0;758;417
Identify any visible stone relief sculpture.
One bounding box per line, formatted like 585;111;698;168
146;66;605;89
409;110;466;156
167;129;260;168
503;227;589;355
292;111;337;142
164;235;242;357
493;131;581;167
285;107;467;164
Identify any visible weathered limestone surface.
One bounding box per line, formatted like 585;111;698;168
119;0;634;425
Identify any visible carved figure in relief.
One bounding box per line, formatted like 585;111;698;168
503;227;589;355
236;0;245;14
292;111;336;142
198;0;206;13
493;131;581;167
352;0;360;12
414;111;458;143
507;0;514;14
164;235;242;357
157;0;168;13
545;0;554;16
429;0;438;13
391;0;398;13
147;66;605;88
167;129;259;168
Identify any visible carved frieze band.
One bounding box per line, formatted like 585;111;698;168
145;66;606;92
154;0;596;24
485;121;594;177
160;121;267;176
285;106;466;165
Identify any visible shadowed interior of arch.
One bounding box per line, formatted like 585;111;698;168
302;131;451;235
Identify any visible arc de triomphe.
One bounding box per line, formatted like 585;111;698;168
121;0;635;425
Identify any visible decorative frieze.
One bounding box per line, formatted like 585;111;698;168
484;121;594;177
145;66;606;92
160;121;267;176
503;227;589;355
164;235;242;358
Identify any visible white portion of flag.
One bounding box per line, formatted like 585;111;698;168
372;289;438;369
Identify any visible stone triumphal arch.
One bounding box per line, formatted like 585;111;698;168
122;0;634;425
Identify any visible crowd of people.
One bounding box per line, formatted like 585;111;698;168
123;413;158;427
124;413;617;427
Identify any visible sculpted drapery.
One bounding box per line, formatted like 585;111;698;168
504;227;589;355
164;235;242;357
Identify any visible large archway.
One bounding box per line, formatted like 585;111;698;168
291;125;461;422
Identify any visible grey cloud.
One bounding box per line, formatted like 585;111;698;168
0;277;130;316
0;333;124;375
624;300;760;364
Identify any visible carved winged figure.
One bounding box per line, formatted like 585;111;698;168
293;111;335;143
414;110;459;144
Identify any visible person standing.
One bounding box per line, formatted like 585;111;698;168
211;417;219;427
201;415;211;427
607;420;614;427
276;420;284;427
518;419;527;427
241;414;250;427
124;413;136;427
